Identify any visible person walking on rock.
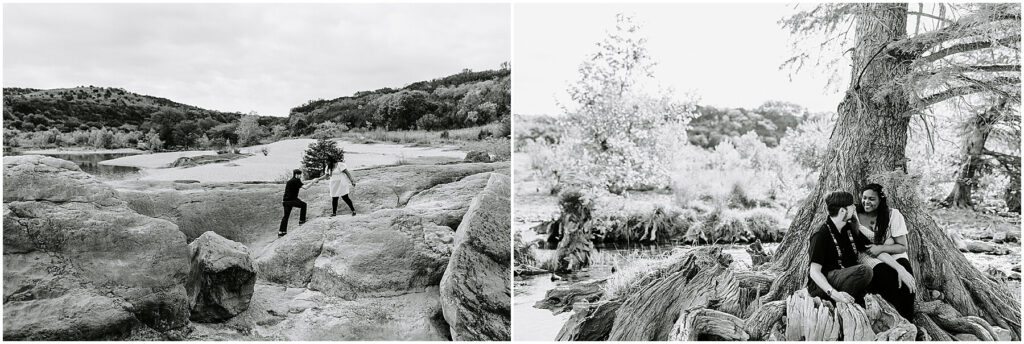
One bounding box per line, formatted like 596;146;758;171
279;168;314;237
317;155;357;216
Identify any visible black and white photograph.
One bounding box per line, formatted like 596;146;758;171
3;3;510;341
513;3;1021;341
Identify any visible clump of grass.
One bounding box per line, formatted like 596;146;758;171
742;208;785;242
514;231;538;267
713;209;749;243
602;249;677;300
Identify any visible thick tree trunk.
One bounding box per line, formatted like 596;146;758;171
760;3;1020;340
943;104;1001;208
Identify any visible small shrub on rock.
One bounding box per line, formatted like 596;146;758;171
464;150;491;163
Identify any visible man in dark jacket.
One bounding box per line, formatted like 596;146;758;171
807;191;873;305
280;169;313;237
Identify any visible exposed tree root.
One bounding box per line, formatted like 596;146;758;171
746;240;772;268
670;308;749;341
555;300;620;341
533;278;606;315
785;289;841;340
744;300;785;341
958;240;1011;255
543;246;1014;341
606;247;741;340
917;300;1002;341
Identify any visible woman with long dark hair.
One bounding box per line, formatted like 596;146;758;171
323;154;357;216
856;183;916;320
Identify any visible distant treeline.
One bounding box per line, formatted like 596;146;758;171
515;101;829;150
687;101;827;148
288;66;510;134
2;65;511;149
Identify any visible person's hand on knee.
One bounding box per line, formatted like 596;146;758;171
897;269;916;293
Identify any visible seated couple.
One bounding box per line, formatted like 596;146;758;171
807;184;916;320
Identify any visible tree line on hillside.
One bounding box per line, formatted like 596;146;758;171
3;65;511;151
287;66;511;134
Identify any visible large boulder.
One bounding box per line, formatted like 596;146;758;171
187;231;256;322
3;155;191;340
3;290;138;340
439;173;512;341
189;284;450;341
308;209;455;299
3;155;121;206
114;182;285;249
405;171;493;228
254;220;330;287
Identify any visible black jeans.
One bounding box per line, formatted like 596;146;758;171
332;195;355;215
868;258;915;320
809;264;874;306
280;199;307;233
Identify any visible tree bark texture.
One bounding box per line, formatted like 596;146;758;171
533;278;606;315
605;247;743;340
555;300;620;341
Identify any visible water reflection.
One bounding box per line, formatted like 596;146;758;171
6;151;142;179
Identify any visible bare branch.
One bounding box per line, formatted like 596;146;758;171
908;11;955;25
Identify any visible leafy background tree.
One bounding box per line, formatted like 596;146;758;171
555;14;695;193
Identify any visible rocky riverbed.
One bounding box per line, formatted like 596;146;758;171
3;154;511;341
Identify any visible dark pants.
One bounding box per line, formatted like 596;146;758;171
332;195;355;215
868;258;915;320
280;199;307;233
810;264;874;306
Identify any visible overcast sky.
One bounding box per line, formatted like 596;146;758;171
514;3;848;116
3;3;510;117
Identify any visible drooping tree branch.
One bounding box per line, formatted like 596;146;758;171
921;35;1021;63
983;149;1021;177
912;76;1020;111
970;64;1021;72
886;6;1020;60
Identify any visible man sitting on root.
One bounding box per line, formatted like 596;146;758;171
807;190;873;306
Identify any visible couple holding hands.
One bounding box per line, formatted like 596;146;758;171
279;155;358;237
